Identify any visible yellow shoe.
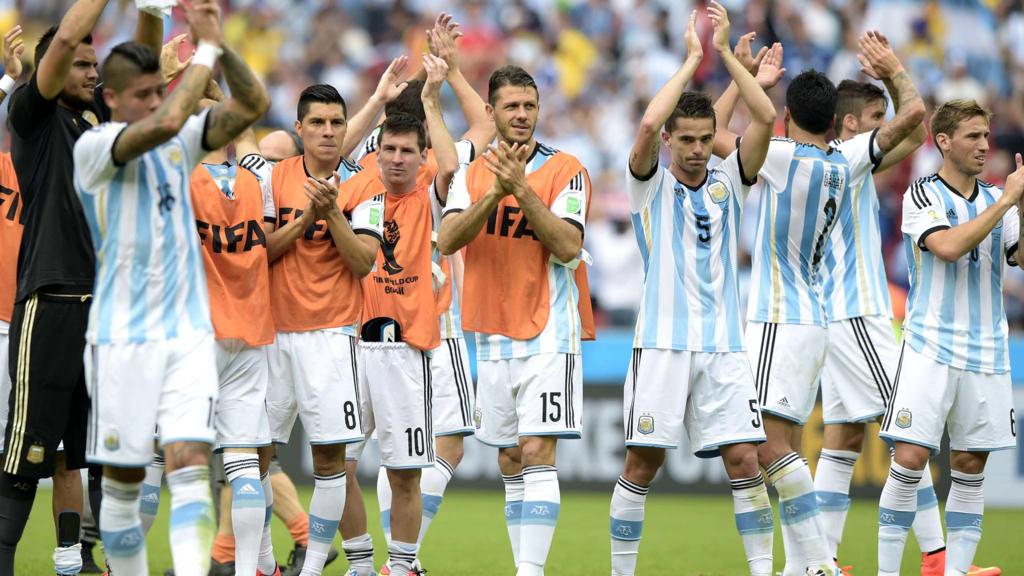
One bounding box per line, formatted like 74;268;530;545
967;566;1002;576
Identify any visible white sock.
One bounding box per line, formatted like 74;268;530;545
419;457;454;547
877;461;922;576
300;471;347;576
517;465;560;576
377;465;392;545
912;460;945;554
503;472;524;567
257;471;277;575
100;477;147;575
387;540;418;574
140;452;165;534
342;533;375;576
223;453;264;575
53;543;83;575
945;471;985;576
766;453;832;576
167;465;215;576
814;449;858;561
609;475;648;576
731;474;773;576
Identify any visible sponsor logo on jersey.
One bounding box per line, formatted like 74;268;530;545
637;414;654;435
566;196;581;214
895;408;912;429
777;396;791;408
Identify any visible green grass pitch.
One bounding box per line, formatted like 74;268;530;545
17;487;1024;575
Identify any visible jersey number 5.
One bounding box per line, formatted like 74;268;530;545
696;215;711;243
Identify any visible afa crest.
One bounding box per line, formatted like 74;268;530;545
707;181;729;203
105;430;121;451
167;146;183;167
473;406;483;429
26;444;44;464
895;409;912;429
637;414;655;435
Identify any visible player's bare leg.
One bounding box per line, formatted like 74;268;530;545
757;415;833;576
340;459;375;576
51;452;84;576
384;468;421;575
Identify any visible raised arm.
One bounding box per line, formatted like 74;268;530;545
135;10;164;55
925;155;1024;262
709;1;776;181
858;31;926;159
111;0;221;164
202;45;270;150
429;14;494;154
422;54;458;199
37;0;111;99
630;10;702;178
713;33;783;159
0;25;24;103
340;56;409;158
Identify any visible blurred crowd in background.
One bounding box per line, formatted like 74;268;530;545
3;0;1024;331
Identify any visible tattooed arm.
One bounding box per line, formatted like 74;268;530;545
859;31;925;157
202;45;270;151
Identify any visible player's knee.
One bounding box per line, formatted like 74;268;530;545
310;444;345;476
257;445;275;475
163;441;211;472
387;468;421;494
519;436;556;466
950;451;987;475
103;466;146;484
436;437;464;468
721;444;759;479
622;447;664;485
497;447;522;473
892;443;930;471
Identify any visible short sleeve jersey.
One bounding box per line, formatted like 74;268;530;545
73;110;213;344
901;174;1019;374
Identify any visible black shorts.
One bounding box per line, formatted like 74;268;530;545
4;292;90;478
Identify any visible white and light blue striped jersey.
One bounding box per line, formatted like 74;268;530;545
74;110;212;345
823;130;891;322
434;140;475;341
628;150;752;352
444;143;589;360
901;175;1020;374
747;138;866;326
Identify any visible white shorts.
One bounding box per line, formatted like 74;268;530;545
880;344;1016;455
214;339;272;450
821;316;898;424
745;322;828;425
356;342;434;469
85;333;219;467
623;349;766;456
475;353;583;448
267;330;363;445
0;326;8;451
431;338;475;437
